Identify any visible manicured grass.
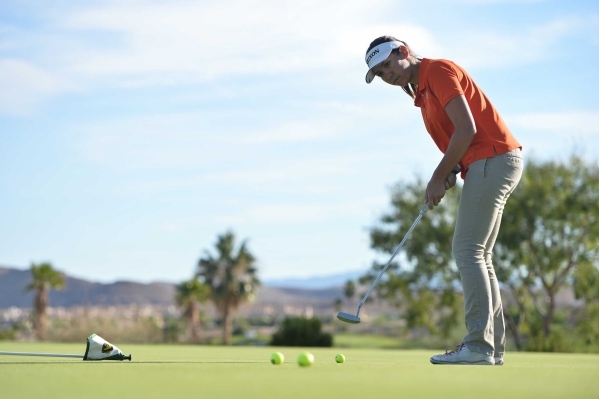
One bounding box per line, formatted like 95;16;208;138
333;333;405;348
1;342;598;399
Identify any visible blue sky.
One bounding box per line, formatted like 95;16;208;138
1;0;598;284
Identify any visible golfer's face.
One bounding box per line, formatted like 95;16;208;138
372;53;408;87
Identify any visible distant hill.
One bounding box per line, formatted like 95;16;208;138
0;266;176;308
0;266;344;310
263;269;363;289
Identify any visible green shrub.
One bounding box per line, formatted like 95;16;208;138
270;316;333;347
0;328;16;340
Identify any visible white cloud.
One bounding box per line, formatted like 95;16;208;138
505;111;599;163
57;0;397;82
3;0;589;114
507;111;599;135
0;59;75;115
236;119;354;144
336;23;440;60
123;152;377;194
209;196;386;225
73;111;368;169
28;1;443;93
441;17;585;69
1;1;423;112
449;0;544;4
200;154;367;184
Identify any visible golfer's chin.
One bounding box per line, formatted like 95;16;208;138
392;77;405;86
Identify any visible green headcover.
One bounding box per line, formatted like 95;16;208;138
83;334;131;361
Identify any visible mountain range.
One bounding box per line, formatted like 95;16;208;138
0;266;351;309
263;269;363;289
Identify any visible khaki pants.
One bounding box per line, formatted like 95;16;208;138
453;148;523;356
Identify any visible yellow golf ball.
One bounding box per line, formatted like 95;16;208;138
335;354;345;363
270;352;284;365
297;352;314;367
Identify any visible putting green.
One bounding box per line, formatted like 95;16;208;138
1;342;597;399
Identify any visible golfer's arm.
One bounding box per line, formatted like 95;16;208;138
432;95;476;181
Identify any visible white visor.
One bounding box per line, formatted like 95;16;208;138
364;41;403;84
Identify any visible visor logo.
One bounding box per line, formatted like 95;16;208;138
366;49;379;66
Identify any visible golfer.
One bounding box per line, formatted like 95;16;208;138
365;36;523;365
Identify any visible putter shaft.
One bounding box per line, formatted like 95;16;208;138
338;168;459;324
0;351;83;358
356;202;429;316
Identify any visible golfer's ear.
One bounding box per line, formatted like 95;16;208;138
400;45;409;59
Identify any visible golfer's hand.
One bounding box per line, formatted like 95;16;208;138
445;171;457;190
425;177;446;210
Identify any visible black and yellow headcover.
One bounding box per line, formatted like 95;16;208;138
83;334;131;361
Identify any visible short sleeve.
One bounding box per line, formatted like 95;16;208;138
427;61;464;108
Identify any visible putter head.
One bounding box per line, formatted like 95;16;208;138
336;312;361;324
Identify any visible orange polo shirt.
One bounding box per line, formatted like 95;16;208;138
414;58;521;179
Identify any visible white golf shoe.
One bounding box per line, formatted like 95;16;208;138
494;356;504;366
430;342;494;365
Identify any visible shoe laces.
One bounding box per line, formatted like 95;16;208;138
444;342;466;356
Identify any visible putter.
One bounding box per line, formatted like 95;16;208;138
0;333;131;361
337;166;460;324
0;351;132;361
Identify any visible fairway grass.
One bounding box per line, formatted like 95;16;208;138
1;342;598;399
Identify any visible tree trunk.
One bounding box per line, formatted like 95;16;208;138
503;309;523;351
34;287;48;341
543;292;556;337
222;305;232;346
189;302;200;344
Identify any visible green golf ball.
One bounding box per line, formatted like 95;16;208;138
335;354;345;363
270;352;284;365
297;352;314;367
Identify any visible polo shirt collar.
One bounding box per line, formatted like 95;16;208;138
414;58;430;107
417;58;431;92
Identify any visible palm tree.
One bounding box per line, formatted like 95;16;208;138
344;280;356;301
175;278;210;343
24;262;65;340
197;231;260;345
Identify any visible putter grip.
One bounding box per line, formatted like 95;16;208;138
422;165;461;213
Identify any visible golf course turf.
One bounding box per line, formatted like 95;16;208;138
1;342;598;398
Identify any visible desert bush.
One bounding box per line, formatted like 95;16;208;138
271;316;333;347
